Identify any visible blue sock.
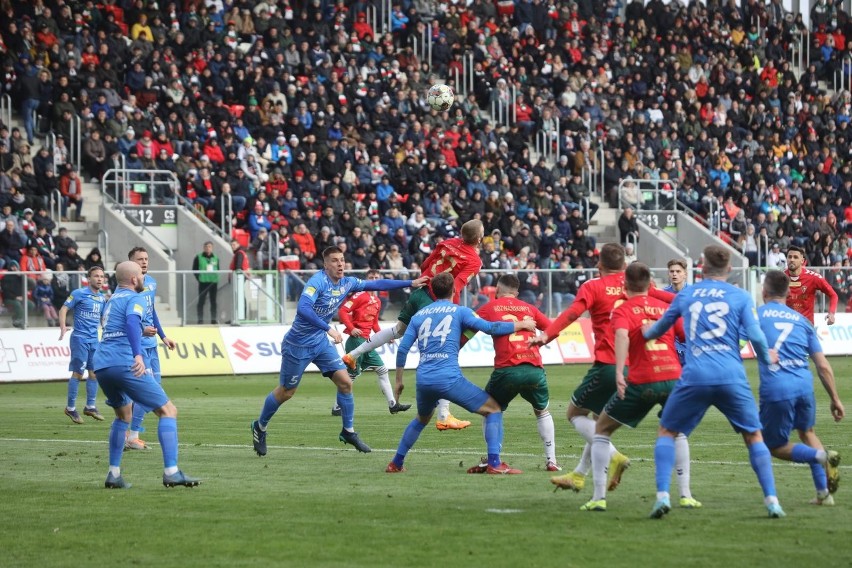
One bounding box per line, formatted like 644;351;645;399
258;392;282;428
485;412;503;467
337;392;355;431
393;419;427;467
158;416;178;469
654;436;676;493
748;442;777;498
791;443;818;463
85;379;98;408
130;402;148;432
109;418;129;467
811;463;828;492
66;377;79;408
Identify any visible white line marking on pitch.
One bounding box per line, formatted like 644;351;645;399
1;437;850;469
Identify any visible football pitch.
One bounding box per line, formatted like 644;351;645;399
1;361;851;568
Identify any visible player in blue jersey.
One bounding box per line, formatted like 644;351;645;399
94;261;199;489
385;272;537;474
757;270;844;505
125;247;177;450
251;246;428;456
643;245;786;519
59;266;107;423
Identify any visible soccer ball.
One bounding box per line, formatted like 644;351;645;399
427;84;455;111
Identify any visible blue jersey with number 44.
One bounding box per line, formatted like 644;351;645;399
757;302;821;403
653;280;766;386
396;300;514;383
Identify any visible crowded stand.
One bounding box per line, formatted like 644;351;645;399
3;0;852;321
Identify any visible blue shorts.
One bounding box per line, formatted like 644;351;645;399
660;382;762;436
144;346;161;382
279;340;346;390
96;365;169;411
69;337;97;375
760;394;816;449
415;374;490;418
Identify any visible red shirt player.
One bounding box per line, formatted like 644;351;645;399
580;262;697;511
530;243;631;492
336;270;410;414
468;274;560;471
343;219;485;430
785;245;838;325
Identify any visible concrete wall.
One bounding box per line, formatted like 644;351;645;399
173;207;234;324
635;221;686;272
100;206;176;306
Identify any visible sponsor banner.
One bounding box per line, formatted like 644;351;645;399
814;312;852;356
158;327;233;376
0;329;75;382
553;320;595;364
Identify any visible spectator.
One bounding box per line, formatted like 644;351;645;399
83;248;105;271
58;244;84;272
59;168;84;222
618;207;640;247
246;201;272;241
2;261;35;328
0;219;26;268
33;272;59;326
192;242;220;325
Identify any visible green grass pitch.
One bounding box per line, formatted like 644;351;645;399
1;360;851;567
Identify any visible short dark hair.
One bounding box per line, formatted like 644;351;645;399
322;246;344;259
497;273;520;290
702;245;730;277
431;272;454;299
625;262;652;293
87;266;105;277
667;258;687;270
599;243;625;271
366;269;381;278
128;246;147;260
763;270;790;298
786;245;805;257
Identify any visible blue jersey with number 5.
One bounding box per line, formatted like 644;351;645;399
396;300;514;384
757;302;821;403
656;280;765;386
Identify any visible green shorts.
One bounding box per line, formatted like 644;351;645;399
603;380;677;428
344;335;384;379
485;364;549;411
570;363;624;415
398;287;435;325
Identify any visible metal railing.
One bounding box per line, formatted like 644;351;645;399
102;168;179;206
69;114;82;174
49;189;62;224
0;93;11;128
219;192;233;237
97;229;110;269
617;178;680;212
835;54;852;93
535;117;559;164
412;22;433;69
10;264;849;330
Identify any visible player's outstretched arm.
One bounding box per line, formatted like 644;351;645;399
363;277;421;292
643;306;679;340
812;352;845;422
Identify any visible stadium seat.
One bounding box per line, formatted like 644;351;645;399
232;229;250;248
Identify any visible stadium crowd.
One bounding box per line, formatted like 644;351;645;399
3;0;852;314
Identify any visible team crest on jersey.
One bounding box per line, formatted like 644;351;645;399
331;288;342;296
305;286;316;295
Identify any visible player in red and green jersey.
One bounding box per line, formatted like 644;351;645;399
343;219;485;431
785;245;838;325
530;243;631;493
463;274;559;472
580;262;699;512
334;270;412;416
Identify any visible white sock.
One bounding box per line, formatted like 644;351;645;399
164;466;179;476
657;491;670;501
815;449;827;464
536;411;556;463
109;466;120;477
570;415;596;444
592;435;611;501
349;326;399;359
375;366;395;406
574;443;591;475
764;495;779;506
675;433;692;499
66;406;75;412
332;403;341;411
127;430;140;441
437;399;451;422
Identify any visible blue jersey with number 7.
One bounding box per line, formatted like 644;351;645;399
651;280;767;386
757;302;821;403
396;300;514;384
